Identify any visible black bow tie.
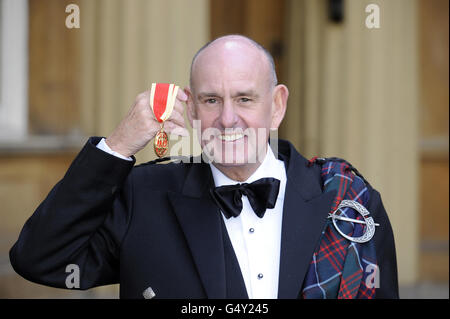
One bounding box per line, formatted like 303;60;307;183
210;178;281;219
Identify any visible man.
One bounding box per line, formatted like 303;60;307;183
10;35;398;299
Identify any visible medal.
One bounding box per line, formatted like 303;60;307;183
149;83;179;157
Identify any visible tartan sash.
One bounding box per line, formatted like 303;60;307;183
301;158;378;299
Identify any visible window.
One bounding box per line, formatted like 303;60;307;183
0;0;28;141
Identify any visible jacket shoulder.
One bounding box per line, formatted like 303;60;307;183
306;156;371;187
128;156;200;193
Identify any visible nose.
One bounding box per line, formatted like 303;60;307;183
218;98;238;129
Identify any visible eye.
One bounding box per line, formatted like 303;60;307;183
239;97;251;103
205;98;217;104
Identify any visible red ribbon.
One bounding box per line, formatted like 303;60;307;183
152;83;170;123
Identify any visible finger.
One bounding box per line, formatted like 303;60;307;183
173;99;185;114
135;91;150;103
164;121;189;137
176;88;188;102
134;91;151;112
168;109;186;127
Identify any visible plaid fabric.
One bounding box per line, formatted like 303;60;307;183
301;159;378;299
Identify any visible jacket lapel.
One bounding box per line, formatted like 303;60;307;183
276;141;336;298
167;160;227;299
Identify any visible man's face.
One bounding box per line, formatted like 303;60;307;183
187;40;286;171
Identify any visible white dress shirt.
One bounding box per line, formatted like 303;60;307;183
209;146;287;299
96;138;133;161
97;138;287;298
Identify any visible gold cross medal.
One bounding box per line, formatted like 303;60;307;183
149;83;179;157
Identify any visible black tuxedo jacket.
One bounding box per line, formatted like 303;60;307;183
10;137;399;298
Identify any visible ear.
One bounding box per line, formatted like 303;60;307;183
270;84;289;129
184;86;197;128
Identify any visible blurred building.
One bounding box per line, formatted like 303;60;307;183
0;0;448;298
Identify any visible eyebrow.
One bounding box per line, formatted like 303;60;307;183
197;92;219;98
197;90;259;99
234;90;259;97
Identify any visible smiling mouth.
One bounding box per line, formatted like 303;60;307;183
217;132;245;142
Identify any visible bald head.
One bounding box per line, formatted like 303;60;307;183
189;35;277;92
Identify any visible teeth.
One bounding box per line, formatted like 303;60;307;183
218;133;244;142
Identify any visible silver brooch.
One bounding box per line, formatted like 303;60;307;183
328;199;379;243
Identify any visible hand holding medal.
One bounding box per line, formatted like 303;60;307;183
105;83;187;158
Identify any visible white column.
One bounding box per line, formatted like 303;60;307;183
0;0;28;141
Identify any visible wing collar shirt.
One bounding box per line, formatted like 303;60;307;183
209;145;287;299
